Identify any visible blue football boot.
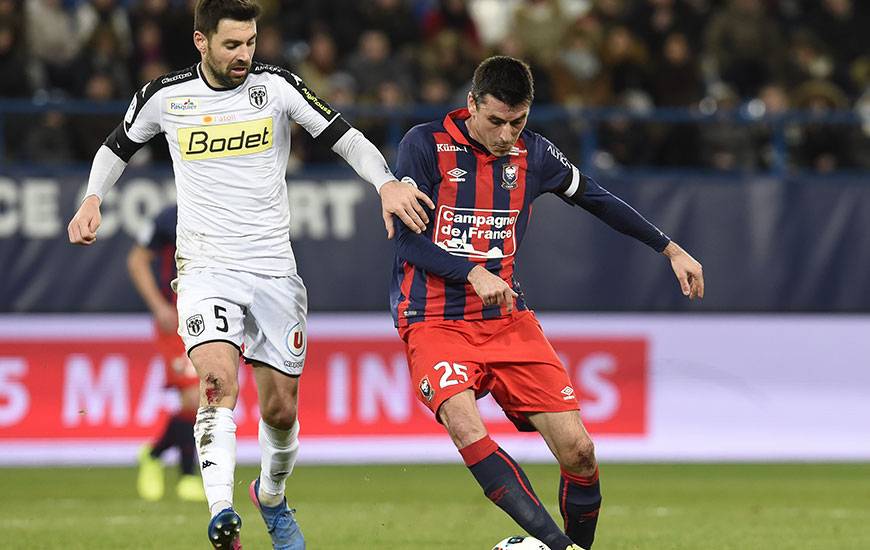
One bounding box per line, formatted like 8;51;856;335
207;507;242;549
248;477;305;550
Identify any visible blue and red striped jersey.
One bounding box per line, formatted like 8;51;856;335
137;205;178;303
391;108;669;327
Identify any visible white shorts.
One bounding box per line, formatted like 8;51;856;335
174;267;308;376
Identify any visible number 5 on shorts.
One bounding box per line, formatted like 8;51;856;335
434;361;468;388
214;305;229;333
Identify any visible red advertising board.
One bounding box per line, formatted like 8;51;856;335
0;336;646;439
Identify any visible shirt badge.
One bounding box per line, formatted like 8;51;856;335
501;163;519;190
249;85;268;109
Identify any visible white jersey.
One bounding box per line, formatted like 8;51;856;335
109;62;351;276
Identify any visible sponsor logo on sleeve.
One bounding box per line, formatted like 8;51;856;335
124;96;138;125
177;117;273;160
434;206;519;259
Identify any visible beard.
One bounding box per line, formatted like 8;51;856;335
204;54;250;88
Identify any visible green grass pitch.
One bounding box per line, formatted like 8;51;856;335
2;463;869;549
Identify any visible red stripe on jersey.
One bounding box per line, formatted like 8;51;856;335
424;131;458;320
466;149;494;320
499;137;529;313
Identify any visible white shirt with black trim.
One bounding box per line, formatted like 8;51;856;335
114;62;350;276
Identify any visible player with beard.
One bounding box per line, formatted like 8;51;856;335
68;1;434;548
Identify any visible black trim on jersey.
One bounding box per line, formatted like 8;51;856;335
186;339;242;358
252;61;339;122
125;65;198;131
104;123;144;162
244;356;301;378
315;116;351;147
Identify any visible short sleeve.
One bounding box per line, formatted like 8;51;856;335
123;82;163;144
279;72;343;138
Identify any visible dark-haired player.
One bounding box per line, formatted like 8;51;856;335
68;0;433;547
391;56;704;550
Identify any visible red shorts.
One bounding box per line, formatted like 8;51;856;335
155;325;199;389
399;310;579;431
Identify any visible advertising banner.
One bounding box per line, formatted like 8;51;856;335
3;171;870;313
1;314;868;464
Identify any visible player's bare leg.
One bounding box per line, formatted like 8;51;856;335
248;364;304;550
190;342;242;548
529;411;601;549
439;391;578;550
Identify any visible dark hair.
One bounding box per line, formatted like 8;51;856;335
470;56;534;107
194;0;261;37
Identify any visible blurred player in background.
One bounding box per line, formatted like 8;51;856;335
128;204;205;503
68;0;432;548
391;56;704;550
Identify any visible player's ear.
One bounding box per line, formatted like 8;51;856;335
467;92;476;114
193;31;208;55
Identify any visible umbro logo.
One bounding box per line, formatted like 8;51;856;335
561;386;576;400
201;460;216;469
447;168;466;182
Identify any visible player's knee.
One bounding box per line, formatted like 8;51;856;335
559;435;597;475
260;401;297;431
201;371;238;405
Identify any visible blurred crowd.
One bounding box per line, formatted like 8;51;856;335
1;0;869;171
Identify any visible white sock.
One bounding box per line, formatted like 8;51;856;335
258;418;300;507
194;406;237;517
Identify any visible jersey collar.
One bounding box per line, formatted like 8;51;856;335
196;63;248;92
443;108;496;159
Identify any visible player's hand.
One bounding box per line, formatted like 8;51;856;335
68;195;102;245
154;301;179;333
379;180;436;239
662;241;704;300
467;265;518;312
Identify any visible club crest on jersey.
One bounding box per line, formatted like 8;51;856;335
186;314;204;337
285;322;306;357
501;164;519;190
419;376;434;402
249;85;268;109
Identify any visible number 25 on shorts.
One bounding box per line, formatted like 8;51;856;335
434;361;469;388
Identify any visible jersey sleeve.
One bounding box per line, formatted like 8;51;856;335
572;177;670;251
279;71;351;146
393;126;440;194
534;135;584;199
393;127;476;281
532;134;669;251
104;82;163;162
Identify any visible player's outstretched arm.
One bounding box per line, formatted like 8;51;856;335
68;195;102;245
662;241;704;300
330;128;435;238
68;144;129;245
467;265;518;312
380;180;435;238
